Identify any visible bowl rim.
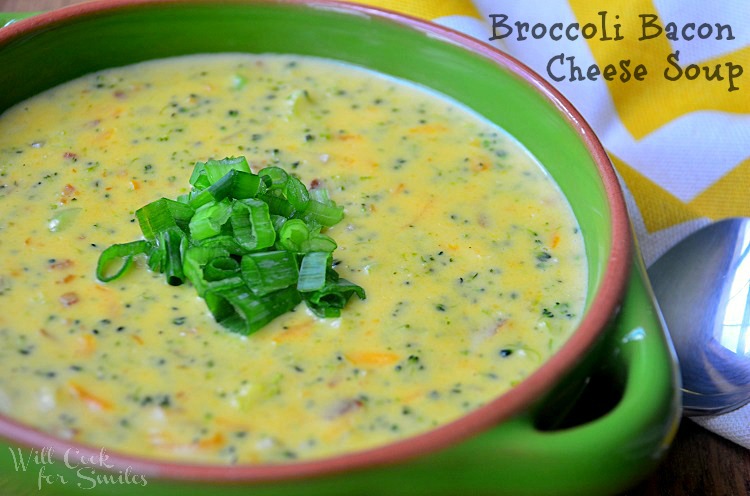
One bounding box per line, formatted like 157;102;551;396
0;0;632;483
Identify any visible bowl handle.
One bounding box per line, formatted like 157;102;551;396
443;253;682;496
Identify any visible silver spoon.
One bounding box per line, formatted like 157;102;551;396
648;217;750;416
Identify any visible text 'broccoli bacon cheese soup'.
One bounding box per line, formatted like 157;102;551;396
0;54;587;464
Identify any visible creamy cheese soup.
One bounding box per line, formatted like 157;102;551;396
0;54;586;464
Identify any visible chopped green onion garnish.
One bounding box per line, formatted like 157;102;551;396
305;277;367;318
159;227;188;286
284;176;310;211
204;156;251;184
299;199;344;227
204;256;240;282
95;156;365;336
209;285;302;335
278;218;309;253
257;193;296;218
96;240;151;282
230;199;275;251
183;246;229;297
241;251;299;296
189;200;232;241
231;170;263;199
297;251;329;292
258;166;289;190
136;198;194;241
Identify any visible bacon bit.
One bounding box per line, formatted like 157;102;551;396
59;292;79;307
470;318;507;351
323;398;364;420
63;152;78;161
56;274;77;285
477;213;489;227
59;184;77;204
309;178;321;189
131;335;144;345
345;351;400;367
67;382;114;411
113;90;127;99
49;259;74;270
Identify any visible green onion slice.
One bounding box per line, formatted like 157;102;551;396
136;198;194;241
230;199;276;251
297;251;329;292
208;285;302;336
258;166;289;190
95;240;151;282
305;278;367;318
204;156;251;184
284;176;310;211
241;251;299;296
189;200;233;241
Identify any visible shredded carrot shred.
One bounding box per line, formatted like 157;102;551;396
197;432;226;449
272;320;314;343
67;382;114;411
551;232;561;249
391;183;406;195
346;351;400;366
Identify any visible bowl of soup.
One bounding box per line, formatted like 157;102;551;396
0;1;679;495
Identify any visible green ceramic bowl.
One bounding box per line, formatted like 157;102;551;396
0;2;680;495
